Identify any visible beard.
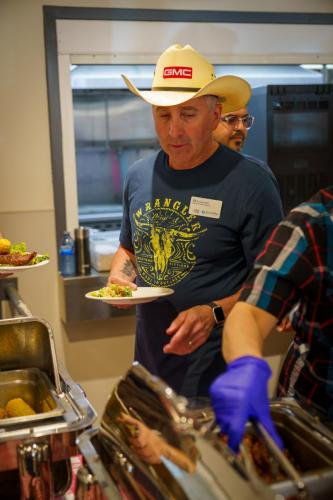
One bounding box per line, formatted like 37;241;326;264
230;132;245;151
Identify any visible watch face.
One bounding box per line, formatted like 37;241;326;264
213;306;225;323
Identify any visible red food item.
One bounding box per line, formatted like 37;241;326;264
0;251;37;266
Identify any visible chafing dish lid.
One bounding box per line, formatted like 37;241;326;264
0;317;61;393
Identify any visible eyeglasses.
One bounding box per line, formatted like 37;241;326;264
221;114;255;130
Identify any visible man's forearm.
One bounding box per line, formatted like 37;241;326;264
109;245;137;282
223;301;278;363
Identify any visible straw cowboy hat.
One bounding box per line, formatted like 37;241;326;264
122;44;251;112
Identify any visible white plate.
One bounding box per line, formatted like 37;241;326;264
0;257;49;273
85;286;174;305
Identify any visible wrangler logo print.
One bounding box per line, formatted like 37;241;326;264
133;197;207;287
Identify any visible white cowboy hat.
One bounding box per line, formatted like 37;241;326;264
122;44;251;112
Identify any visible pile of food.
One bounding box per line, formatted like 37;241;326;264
0;239;49;266
242;433;301;483
89;284;133;298
220;432;301;484
0;397;36;418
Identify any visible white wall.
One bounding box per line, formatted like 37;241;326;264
1;0;332;418
1;0;137;418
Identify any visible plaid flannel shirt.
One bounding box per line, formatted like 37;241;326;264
240;186;333;417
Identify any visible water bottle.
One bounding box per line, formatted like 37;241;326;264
59;231;76;276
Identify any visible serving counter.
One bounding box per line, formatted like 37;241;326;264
2;280;333;499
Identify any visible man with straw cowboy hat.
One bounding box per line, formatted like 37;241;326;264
108;44;283;398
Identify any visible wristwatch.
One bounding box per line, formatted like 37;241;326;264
207;301;225;327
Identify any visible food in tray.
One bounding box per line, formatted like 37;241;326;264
88;284;133;298
0;239;49;267
4;397;36;417
221;432;301;484
242;433;301;483
41;395;54;413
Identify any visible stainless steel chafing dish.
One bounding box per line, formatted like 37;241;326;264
76;363;264;499
0;316;96;499
267;400;333;498
76;363;333;500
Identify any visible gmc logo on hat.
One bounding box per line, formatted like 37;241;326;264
163;66;193;79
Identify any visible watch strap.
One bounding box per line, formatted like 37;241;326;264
207;301;225;326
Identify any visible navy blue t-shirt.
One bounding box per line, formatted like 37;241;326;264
120;145;283;397
243;154;282;201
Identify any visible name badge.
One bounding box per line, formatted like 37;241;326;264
189;196;223;219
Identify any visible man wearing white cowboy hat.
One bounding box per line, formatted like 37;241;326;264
108;44;283;398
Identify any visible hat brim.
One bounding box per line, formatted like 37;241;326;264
121;74;251;113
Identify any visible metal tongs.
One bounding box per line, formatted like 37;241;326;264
254;422;314;500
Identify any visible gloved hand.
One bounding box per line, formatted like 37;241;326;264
210;356;283;452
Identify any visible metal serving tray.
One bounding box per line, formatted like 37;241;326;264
0;309;97;499
272;405;333;472
77;363;333;499
0;317;97;473
198;401;333;499
267;403;333;498
77;363;267;500
0;367;64;427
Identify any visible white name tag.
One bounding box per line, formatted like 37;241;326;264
189;196;223;219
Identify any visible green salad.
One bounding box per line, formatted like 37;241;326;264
30;254;49;265
90;284;133;298
10;242;27;254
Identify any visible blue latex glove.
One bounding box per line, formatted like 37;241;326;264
210;356;284;452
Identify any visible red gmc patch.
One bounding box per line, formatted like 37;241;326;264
163;66;193;79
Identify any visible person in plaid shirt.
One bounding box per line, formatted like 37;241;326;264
210;186;333;452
